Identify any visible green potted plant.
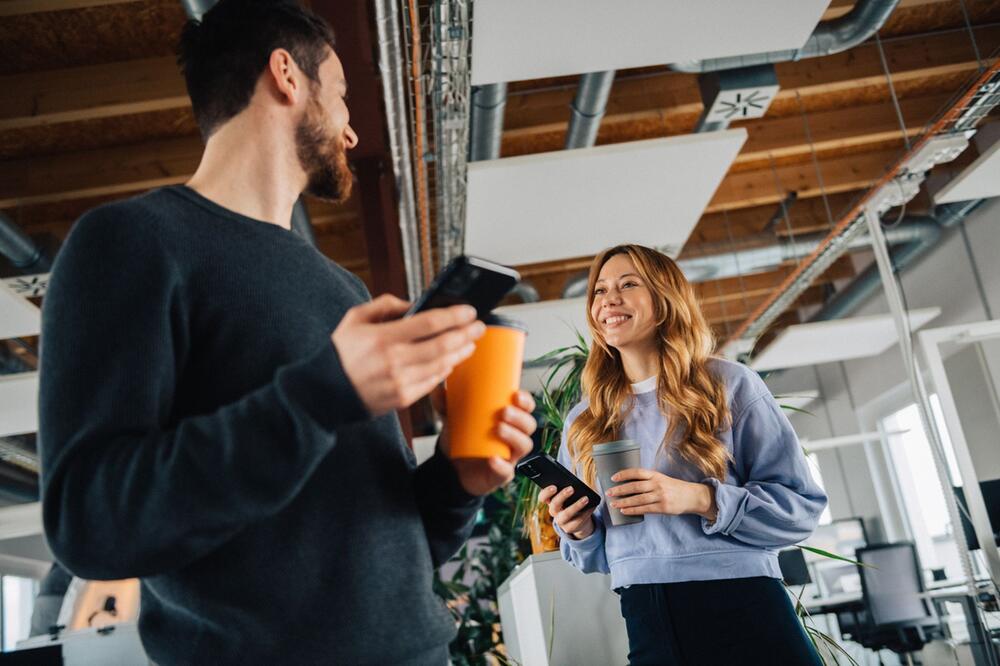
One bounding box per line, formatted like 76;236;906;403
514;332;590;553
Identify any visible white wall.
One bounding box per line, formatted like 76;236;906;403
763;197;1000;538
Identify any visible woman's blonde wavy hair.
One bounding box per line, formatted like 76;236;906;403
567;244;731;488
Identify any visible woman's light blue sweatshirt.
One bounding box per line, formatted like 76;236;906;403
556;358;827;589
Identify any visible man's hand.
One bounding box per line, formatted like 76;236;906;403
331;295;485;416
441;391;537;496
538;484;597;540
605;468;718;521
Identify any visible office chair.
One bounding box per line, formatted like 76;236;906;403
856;543;946;666
778;548;812;586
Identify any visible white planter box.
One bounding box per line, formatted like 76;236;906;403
497;551;628;666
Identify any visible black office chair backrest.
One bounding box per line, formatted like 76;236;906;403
778;548;811;586
857;543;933;626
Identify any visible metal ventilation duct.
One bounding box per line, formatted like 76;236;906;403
565;71;616;149
671;0;900;73
695;64;779;133
180;0;215;20
289;198;317;246
469;83;508;161
0;212;50;273
810;200;982;322
559;220;939;298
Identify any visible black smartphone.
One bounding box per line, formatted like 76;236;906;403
516;453;602;508
406;255;521;319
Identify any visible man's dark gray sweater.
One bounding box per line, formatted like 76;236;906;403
38;185;480;664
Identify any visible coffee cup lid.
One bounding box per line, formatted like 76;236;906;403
592;440;640;455
483;313;528;333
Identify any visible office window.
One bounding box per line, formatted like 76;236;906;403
1;575;37;652
881;396;964;580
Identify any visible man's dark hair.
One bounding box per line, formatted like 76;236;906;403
178;0;336;138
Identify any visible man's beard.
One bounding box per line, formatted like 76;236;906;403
295;93;353;204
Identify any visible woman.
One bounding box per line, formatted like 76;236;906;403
539;244;827;665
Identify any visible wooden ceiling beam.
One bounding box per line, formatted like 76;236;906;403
0;135;202;207
687;191;865;244
707;144;902;213
0;0;140;17
702;285;828;326
0;56;188;131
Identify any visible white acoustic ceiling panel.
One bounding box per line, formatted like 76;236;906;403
471;0;831;84
0;372;39;437
750;308;941;372
496;297;590;363
495;297;591;393
465;130;747;266
0;281;40;339
933;125;1000;204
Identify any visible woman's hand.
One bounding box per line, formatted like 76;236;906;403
538;485;598;540
606;468;718;522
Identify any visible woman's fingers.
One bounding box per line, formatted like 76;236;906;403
538;485;558;503
611;491;657;509
606;480;653;498
559;497;595;532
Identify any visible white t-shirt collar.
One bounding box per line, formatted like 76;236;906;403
631;376;657;394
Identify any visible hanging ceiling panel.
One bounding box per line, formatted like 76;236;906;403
933;126;1000;204
750;308;941;372
0;372;38;438
465;130;747;266
494;297;590;393
0;282;40;340
471;0;831;85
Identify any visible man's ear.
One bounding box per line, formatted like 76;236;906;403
267;48;302;105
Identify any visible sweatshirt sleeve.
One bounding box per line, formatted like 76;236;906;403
39;212;369;580
554;407;610;575
412;444;483;568
701;389;828;548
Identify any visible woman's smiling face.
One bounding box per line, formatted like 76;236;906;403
590;253;658;352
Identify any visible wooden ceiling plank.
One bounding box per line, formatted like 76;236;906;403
823;0;957;20
0;135;202;208
0;0;140;17
0;56;188;130
707;145;902;213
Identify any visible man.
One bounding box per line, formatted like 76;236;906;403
37;1;536;663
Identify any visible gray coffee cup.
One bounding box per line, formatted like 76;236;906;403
593;440;643;526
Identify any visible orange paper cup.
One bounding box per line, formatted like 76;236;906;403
445;316;526;460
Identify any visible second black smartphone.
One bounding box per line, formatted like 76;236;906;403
406;255;520;320
516;453;602;508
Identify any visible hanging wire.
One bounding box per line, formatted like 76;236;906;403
958;218;995;320
708;240;733;339
722;209;753;320
767;153;799;242
957;0;985;72
810;364;858;517
875;31;912;152
793;92;835;230
712;279;733;340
